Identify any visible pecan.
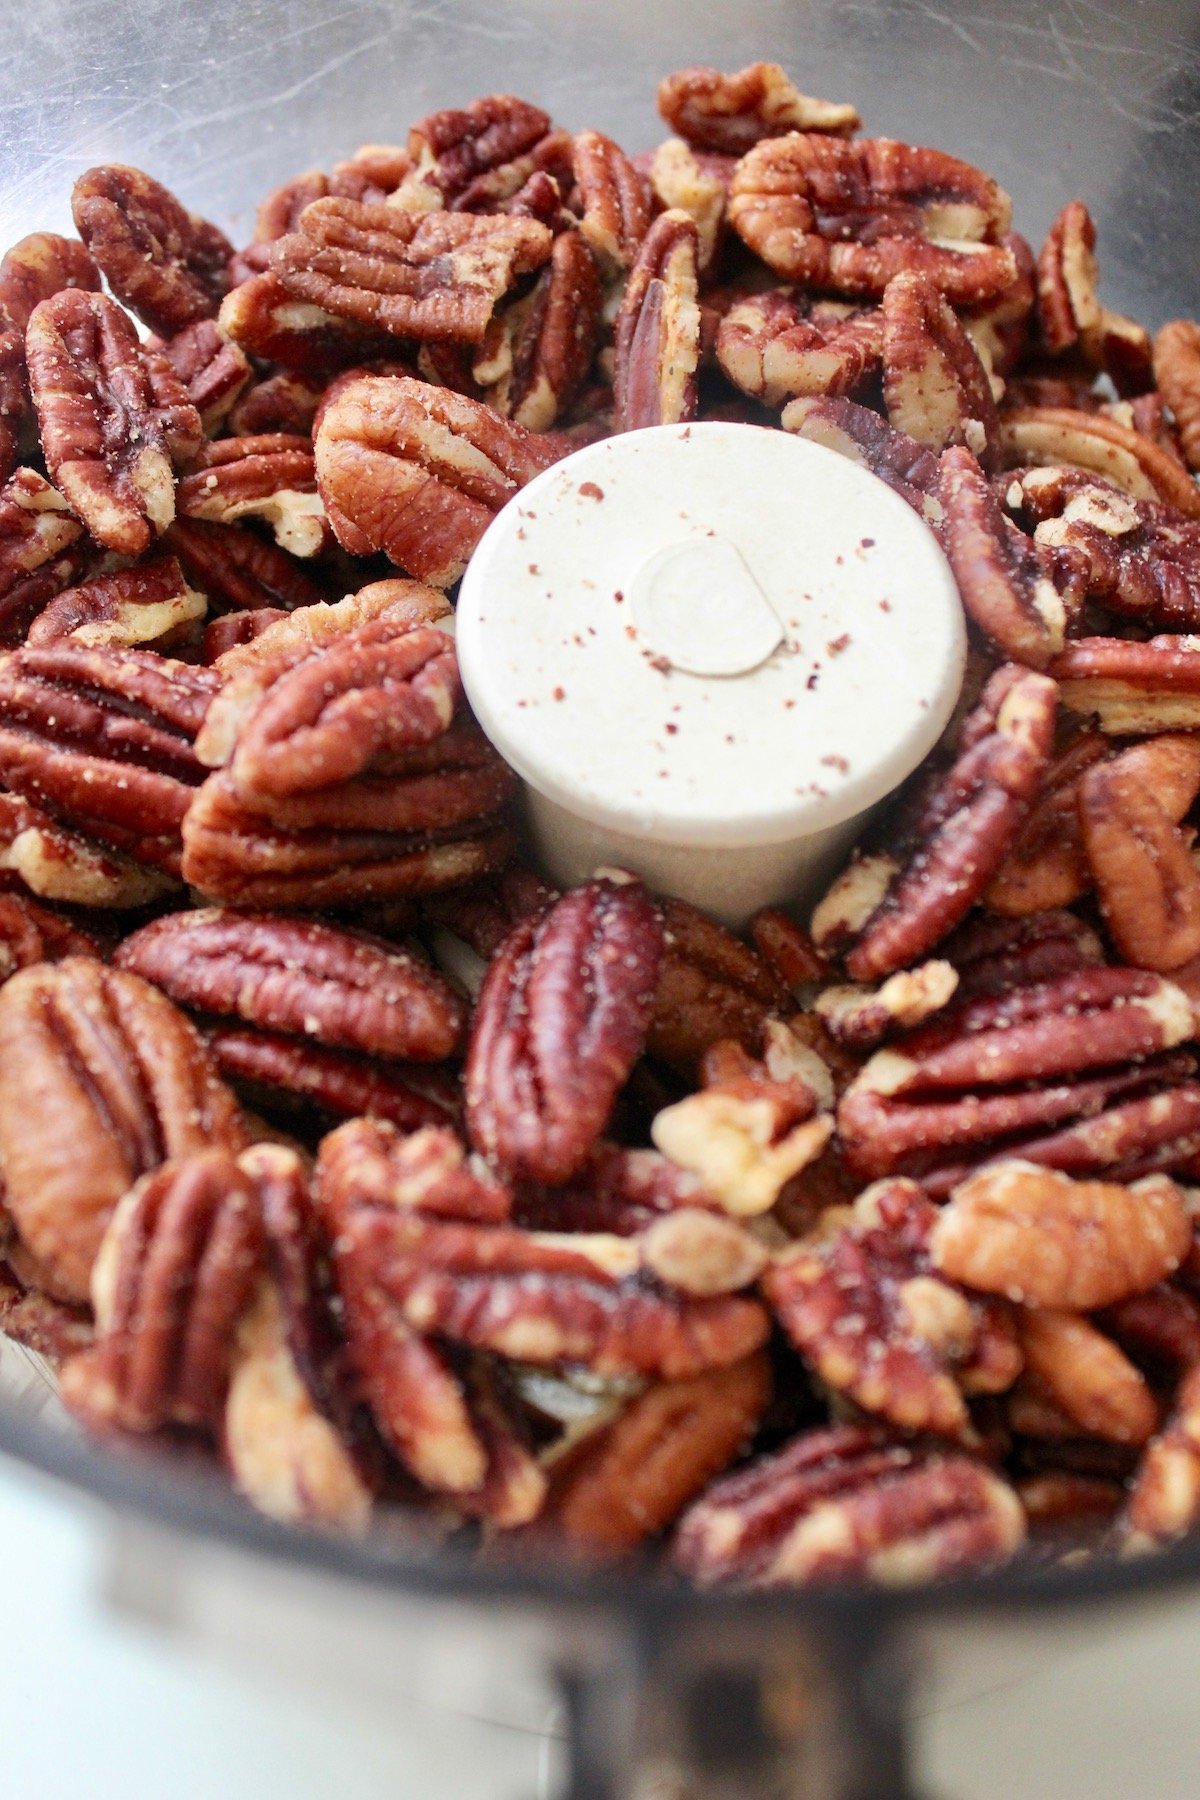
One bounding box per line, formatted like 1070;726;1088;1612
657;62;859;152
396;94;557;213
781;395;943;523
208;1026;461;1132
572;129;651;276
1153;320;1200;471
0;788;173;909
814;960;958;1050
672;1423;1025;1587
317;1119;509;1226
1101;1282;1200;1378
465;876;664;1184
728;135;1016;305
0;1264;93;1365
613;210;701;432
0;890;101;980
1035;201;1152;394
1018;1470;1125;1532
1079;745;1200;970
960;232;1036;381
1050;635;1200;734
422;859;555;963
515;1141;715;1237
164;517;327;617
766;1180;1021;1437
648;898;788;1080
931;1162;1191;1309
938;447;1081;666
0;957;246;1299
151;318;252;434
535;1352;770;1554
218;271;398;375
748;907;830;990
981;731;1111;917
26;555;206;651
0;232;102;472
998;407;1200;517
651;1059;832;1217
176;434;326;558
203;610;287;662
228;370;325;439
1125;1363;1200;1548
72;164;233;336
716;290;883;409
813;665;1057;981
314;374;559;584
271;198;551;344
474;229;601;431
27;290;202;555
881;272;999;463
0;467;87;644
117;908;464;1061
944;907;1105;1000
0;643;217;873
641;139;733;275
1018;1309;1158;1446
60;1148;265;1433
640;1208;768;1297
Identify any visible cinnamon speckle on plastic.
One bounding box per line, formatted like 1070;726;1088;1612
827;634;851;656
578;482;604;501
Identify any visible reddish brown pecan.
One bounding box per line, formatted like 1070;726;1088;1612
218;271;398;375
613;210;701;432
881;272;999;464
766;1179;1021;1438
203;610;288;662
729;134;1016;306
0;787;173;909
1101;1282;1200;1379
572;129;652;276
208;1026;461;1131
465;876;664;1184
0;232;101;475
944;908;1105;1001
998;407;1200;517
0;890;101;980
813;960;958;1050
318;1119;508;1226
164;516;327;617
26;555;206;651
648;898;789;1080
228;370;325;439
1079;747;1200;971
748;907;830;991
939;447;1082;666
150;318;252;434
641;138;733;274
314;374;559;584
812;665;1057;981
716;290;883;409
1035;201;1152;394
960;232;1037;380
0;1264;93;1365
0;467;87;644
474;229;602;430
117;908;464;1061
672;1423;1025;1587
176;434;326;558
514;1141;716;1237
981;730;1110;917
931;1161;1191;1309
0;957;246;1300
396;94;558;213
1018;1309;1158;1447
0;643;218;873
271;198;551;344
1153;320;1200;471
1049;635;1200;734
657;62;859;152
71;164;234;336
422;859;555;964
27;290;202;555
1125;1363;1200;1548
781;395;943;522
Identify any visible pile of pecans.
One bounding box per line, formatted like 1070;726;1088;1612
2;62;1200;1590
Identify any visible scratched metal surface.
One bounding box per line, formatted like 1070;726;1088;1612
2;0;1200;326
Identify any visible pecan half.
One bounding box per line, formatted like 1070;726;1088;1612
1035;201;1152;394
931;1162;1191;1309
117;908;464;1061
882;272;999;463
317;1118;509;1226
474;229;601;431
72;164;234;336
1125;1363;1200;1548
641;139;733;275
27;290;202;554
572;129;651;276
998;407;1200;517
729;135;1016;305
0;788;173;909
164;516;327;617
0;890;101;980
27;555;206;651
1050;635;1200;734
465;876;664;1184
151;318;252;434
944;907;1105;999
396;93;558;213
648;898;788;1080
781;395;943;522
0;467;87;644
672;1423;1025;1587
208;1026;461;1132
1153;320;1200;471
613;210;701;432
218;271;398;375
0;232;102;474
176;434;326;559
1079;747;1200;970
716;290;883;409
657;63;859;152
314;374;558;584
1018;1309;1158;1447
0;958;246;1299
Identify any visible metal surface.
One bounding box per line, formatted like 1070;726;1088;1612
4;2;1200;1792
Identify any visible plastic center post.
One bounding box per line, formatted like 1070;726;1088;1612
628;538;786;677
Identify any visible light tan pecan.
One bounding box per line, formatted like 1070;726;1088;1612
71;164;234;336
164;516;327;617
0;643;218;873
117;907;464;1061
613;210;701;432
999;407;1200;517
26;555;206;651
1017;1470;1126;1534
641;138;733;275
716;290;883;408
882;271;999;463
1153;320;1200;471
271;198;551;344
0;232;102;478
766;1179;1021;1438
218;271;399;375
657;62;859;152
1079;745;1200;970
465;876;664;1185
931;1162;1191;1309
534;1352;770;1555
1124;1363;1200;1549
176;434;327;558
1049;635;1200;734
150;318;252;435
0;466;87;645
1035;201;1152;394
812;665;1057;981
0;788;173;909
672;1423;1025;1587
27;290;202;555
1018;1309;1158;1447
394;93;561;214
729;134;1016;305
571;129;652;277
228;369;325;439
0;957;247;1299
814;960;958;1050
207;1026;461;1132
781;394;944;523
314;374;559;584
473;229;602;430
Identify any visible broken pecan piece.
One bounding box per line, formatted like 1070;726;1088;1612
465;876;664;1184
716;290;883;409
475;229;602;431
1018;1309;1158;1447
0;788;173;909
814;960;958;1050
1050;635;1200;734
881;272;999;464
999;407;1200;517
26;555;206;651
657;62;859;152
613;210;701;432
641;139;732;275
1153;320;1200;472
647;898;788;1080
652;1055;832;1217
176;434;326;559
1035;201;1152;394
72;164;234;336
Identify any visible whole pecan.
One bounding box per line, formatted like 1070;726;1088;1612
1018;1309;1158;1447
930;1162;1191;1310
164;516;327;618
26;290;202;555
314;374;559;584
475;229;602;431
999;407;1200;517
465;876;664;1184
1079;748;1200;970
117;908;465;1061
657;62;859;152
151;318;252;434
0;643;218;873
641;138;733;275
176;434;327;559
571;129;652;276
1153;320;1200;471
672;1423;1025;1587
881;272;999;463
728;134;1016;305
26;555;206;651
0;787;174;909
613;210;701;433
207;1026;461;1132
812;665;1057;981
0;232;102;475
0;957;247;1299
1050;635;1200;734
72;164;234;336
397;93;559;213
0;467;87;645
1035;201;1152;395
716;290;883;409
1125;1363;1200;1549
